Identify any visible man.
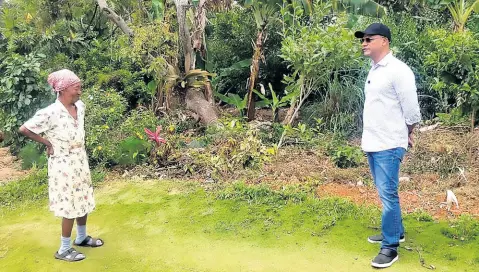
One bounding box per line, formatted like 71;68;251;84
354;23;421;268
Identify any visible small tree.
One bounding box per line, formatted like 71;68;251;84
279;3;362;126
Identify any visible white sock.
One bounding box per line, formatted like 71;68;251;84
58;236;71;254
75;225;87;244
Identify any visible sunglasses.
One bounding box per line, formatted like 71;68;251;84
360;37;380;43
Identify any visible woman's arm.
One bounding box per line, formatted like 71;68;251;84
19;126;54;156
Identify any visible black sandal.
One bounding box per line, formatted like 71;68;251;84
74;235;104;247
54;248;85;262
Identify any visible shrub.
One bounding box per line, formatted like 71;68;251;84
18;142;47;170
114;137;151;166
119;108;162;139
0;168;48;207
84;88;127;165
441;215;479;241
0;53;54;151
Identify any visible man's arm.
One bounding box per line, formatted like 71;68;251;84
393;65;421;147
393;66;421;128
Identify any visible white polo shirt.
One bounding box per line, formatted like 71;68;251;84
361;52;421;152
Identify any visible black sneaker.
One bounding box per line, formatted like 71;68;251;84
371;248;399;268
368;233;405;244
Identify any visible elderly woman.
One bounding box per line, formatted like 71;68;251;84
19;69;103;262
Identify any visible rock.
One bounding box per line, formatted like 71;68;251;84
356;180;364;187
399;177;411;182
419;123;439;132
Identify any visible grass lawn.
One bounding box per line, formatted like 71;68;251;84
1;180;478;272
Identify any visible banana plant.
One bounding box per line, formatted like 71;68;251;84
241;0;386;122
442;0;479;32
215;92;249;117
244;1;277;121
333;0;387;17
253;83;298;122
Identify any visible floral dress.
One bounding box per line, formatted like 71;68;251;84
24;99;95;219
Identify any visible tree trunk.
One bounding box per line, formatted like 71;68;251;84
175;0;194;72
282;99;298;125
97;0;134;37
246;28;265;121
204;81;214;104
185;88;218;124
193;0;207;59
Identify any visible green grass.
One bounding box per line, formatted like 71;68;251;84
0;180;478;271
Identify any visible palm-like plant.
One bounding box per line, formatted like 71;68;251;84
245;1;278;121
445;0;479;32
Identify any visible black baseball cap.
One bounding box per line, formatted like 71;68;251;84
354;23;391;42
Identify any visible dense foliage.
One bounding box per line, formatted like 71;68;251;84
1;0;478;171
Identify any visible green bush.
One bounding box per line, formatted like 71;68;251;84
84;88;127;165
424;28;479;118
18;142;47;170
300;77;365;137
0;168;48;207
441;215;479;241
114;137;151;166
327;138;364;168
119;108;162;139
436;107;469;126
0;53;54;151
185;119;276;178
331;145;364;169
91;167;107;187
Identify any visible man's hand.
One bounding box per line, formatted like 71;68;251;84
407;123;417;148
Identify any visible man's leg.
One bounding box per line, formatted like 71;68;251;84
370;148;405;268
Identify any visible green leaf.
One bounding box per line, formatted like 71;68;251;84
473;0;479;13
230;58;253;69
269;83;279;106
147;80;158;92
256;100;271;108
252;89;268;100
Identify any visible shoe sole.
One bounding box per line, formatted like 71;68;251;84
368;237;405;244
371;255;399;268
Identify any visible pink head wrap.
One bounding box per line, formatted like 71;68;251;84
47;69;81;93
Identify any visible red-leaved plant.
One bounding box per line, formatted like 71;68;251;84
144;126;170;166
144;126;167;147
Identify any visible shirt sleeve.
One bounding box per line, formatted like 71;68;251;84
393;65;422;125
23;108;52;135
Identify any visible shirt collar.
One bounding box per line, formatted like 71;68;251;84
55;99;81;112
371;52;393;68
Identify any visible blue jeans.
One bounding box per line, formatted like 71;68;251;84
367;147;406;252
